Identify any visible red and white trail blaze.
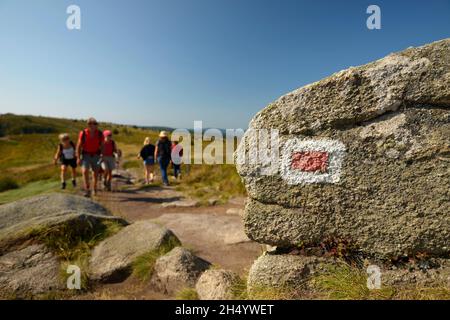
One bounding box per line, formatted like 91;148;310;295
280;139;346;185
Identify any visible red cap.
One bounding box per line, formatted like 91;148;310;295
103;130;112;137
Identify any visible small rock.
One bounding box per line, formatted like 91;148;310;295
89;221;180;282
161;200;199;208
225;208;244;216
150;247;211;295
208;198;220;206
196;269;239;300
247;253;330;292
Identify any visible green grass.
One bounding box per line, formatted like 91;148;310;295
313;263;450;300
0;180;61;205
132;237;181;281
31;219;125;260
176;164;246;203
175;288;199;300
312;264;395;300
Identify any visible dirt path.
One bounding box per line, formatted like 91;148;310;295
79;169;261;299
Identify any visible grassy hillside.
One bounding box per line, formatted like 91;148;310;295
0;114;245;204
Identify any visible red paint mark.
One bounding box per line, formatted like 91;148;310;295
291;151;329;173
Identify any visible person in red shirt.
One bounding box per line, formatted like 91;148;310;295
101;130;118;191
76;118;103;197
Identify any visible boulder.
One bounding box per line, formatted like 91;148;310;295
195;269;238;300
89;220;180;282
236;39;450;259
247;253;330;292
0;193;126;253
150;247;211;295
0;244;63;298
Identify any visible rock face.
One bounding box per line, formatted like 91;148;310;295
151;247;211;295
0;193;125;253
89;221;180;282
383;261;450;288
247;254;329;291
196;269;238;300
0;244;63;298
236;39;450;259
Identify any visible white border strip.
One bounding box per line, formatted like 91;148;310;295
280;138;346;185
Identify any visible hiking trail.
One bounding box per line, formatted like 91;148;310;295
77;168;261;299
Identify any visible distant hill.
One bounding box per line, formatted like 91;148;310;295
0;114;86;137
0;113;170;137
138;125;175;132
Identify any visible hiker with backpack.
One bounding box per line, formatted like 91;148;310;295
154;131;171;186
53;133;77;190
137;137;155;184
101;130;119;191
76;118;103;197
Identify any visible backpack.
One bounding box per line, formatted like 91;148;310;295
158;140;171;158
81;129;103;145
80;129;103;154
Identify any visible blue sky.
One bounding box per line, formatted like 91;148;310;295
0;0;449;129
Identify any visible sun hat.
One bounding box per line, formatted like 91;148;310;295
59;133;70;141
159;131;168;138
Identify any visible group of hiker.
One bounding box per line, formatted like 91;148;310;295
137;131;183;186
54;117;182;197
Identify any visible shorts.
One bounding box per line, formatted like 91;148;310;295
81;153;100;171
61;158;77;168
144;157;155;166
101;156;116;171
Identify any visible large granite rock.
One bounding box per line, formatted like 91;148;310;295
0;244;63;298
89;220;180;282
236;39;450;259
150;247;211;295
0;193;125;253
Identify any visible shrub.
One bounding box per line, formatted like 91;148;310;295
0;177;19;193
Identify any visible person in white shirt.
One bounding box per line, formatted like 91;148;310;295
54;133;78;190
